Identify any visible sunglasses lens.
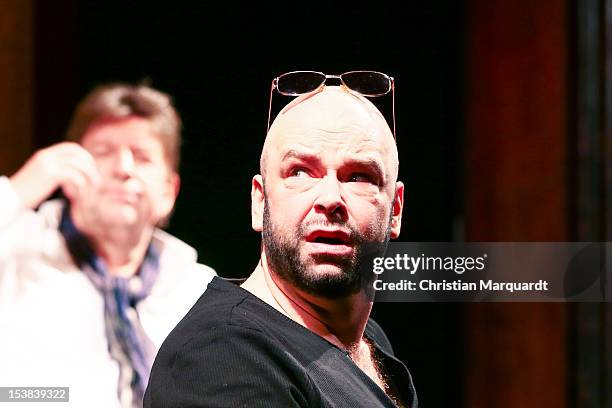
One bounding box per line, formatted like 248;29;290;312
276;71;326;95
341;71;391;96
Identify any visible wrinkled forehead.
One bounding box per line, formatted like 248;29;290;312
262;87;397;173
273;87;389;137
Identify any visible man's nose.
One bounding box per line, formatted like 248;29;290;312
112;148;135;179
313;175;348;220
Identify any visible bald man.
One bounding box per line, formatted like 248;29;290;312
145;86;418;407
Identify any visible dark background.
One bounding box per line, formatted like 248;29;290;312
19;0;610;406
33;1;464;406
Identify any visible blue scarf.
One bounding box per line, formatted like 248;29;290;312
59;203;159;408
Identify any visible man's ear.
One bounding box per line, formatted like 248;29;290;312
251;174;264;232
390;181;404;239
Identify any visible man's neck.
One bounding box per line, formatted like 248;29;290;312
71;207;154;278
241;253;373;351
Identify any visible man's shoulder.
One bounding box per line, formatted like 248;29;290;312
182;277;272;331
160;277;264;347
151;277;295;386
146;277;321;407
144;277;317;407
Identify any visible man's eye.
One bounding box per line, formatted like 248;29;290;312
289;168;310;178
90;146;112;157
133;151;152;163
348;173;374;183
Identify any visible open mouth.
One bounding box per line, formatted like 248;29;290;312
312;236;347;245
305;230;353;257
306;230;351;246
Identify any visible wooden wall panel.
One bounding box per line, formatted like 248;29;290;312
465;0;568;241
0;0;33;175
464;1;569;407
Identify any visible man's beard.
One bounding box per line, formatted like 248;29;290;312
262;199;392;299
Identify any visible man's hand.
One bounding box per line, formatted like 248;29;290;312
9;142;100;209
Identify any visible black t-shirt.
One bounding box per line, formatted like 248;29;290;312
145;276;418;408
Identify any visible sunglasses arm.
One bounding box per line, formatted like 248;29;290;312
391;78;396;141
267;79;277;134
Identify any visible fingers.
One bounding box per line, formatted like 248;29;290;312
45;143;102;202
60;165;93;201
9;142;101;209
43;143;101;188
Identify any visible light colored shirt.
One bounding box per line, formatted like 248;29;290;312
0;176;216;407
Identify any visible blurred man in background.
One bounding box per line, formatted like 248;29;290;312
0;83;215;407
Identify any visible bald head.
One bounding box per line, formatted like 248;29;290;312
260;86;398;182
250;85;405;298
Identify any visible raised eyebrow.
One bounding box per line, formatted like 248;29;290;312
346;158;385;176
131;146;151;153
131;143;159;155
280;150;321;164
87;141;113;152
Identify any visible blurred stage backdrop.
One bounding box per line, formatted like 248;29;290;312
1;1;611;407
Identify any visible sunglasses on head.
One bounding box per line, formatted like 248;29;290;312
267;70;396;140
